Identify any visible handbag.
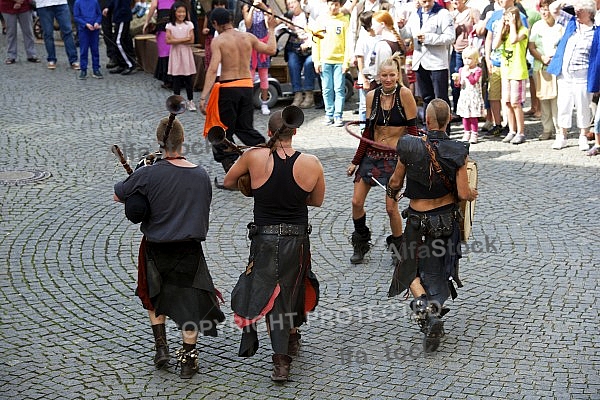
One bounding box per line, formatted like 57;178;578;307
534;68;557;100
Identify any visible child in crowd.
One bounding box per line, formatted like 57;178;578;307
354;11;378;127
166;1;197;111
454;47;485;144
493;6;529;145
242;0;272;115
312;0;350;127
74;0;103;79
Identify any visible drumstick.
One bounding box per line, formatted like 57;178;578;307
368;173;386;191
237;0;324;39
111;144;134;175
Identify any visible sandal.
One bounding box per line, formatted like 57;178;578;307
5;58;15;64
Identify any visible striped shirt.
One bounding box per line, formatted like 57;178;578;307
556;10;596;73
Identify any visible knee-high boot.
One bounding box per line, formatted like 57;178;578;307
350;228;371;264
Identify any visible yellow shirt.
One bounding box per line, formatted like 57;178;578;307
312;12;350;68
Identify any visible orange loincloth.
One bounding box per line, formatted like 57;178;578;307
203;78;254;137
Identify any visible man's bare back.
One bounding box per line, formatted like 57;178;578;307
199;12;277;113
212;29;257;81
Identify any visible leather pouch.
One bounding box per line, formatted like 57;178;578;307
424;213;454;238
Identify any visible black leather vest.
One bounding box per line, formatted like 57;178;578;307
397;131;469;199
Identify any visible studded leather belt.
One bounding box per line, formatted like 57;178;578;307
249;223;312;236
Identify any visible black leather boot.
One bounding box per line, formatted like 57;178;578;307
423;315;444;353
176;347;199;379
287;331;301;357
151;324;170;369
271;354;292;382
350;230;371;264
410;295;445;353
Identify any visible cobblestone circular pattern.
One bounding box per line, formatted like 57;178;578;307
0;169;52;185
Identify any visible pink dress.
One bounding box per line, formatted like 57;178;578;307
166;21;196;76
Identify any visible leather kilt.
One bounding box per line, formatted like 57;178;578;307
388;204;463;306
232;223;319;357
144;240;225;335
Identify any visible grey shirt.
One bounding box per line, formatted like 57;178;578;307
114;161;212;242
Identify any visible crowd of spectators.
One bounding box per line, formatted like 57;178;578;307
2;0;597;154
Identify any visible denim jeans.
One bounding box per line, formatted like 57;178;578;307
358;87;367;126
449;50;463;113
321;63;345;119
595;101;600;134
287;50;315;93
37;4;78;64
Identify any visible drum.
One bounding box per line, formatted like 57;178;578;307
458;159;477;243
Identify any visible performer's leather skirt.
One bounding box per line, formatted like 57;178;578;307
354;148;398;186
232;223;319;357
388;204;463;306
144;240;225;335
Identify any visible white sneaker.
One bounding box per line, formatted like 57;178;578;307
261;103;270;115
578;135;590;151
334;118;344;127
502;132;516;143
510;133;526;144
461;131;471;142
323;116;334;126
551;137;567;150
469;132;478;144
187;100;197;112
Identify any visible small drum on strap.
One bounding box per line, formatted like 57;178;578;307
458;159;477;243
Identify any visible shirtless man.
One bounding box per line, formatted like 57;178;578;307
199;7;278;172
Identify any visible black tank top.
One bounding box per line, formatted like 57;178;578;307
370;86;408;127
253;151;309;225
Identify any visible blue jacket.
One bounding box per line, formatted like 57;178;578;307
73;0;102;28
548;15;599;93
547;17;576;76
588;27;600;93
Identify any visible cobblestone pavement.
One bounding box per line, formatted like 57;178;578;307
1;40;599;400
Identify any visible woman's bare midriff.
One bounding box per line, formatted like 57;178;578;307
408;193;455;212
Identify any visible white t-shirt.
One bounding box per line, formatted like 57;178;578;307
355;33;381;83
529;19;564;72
35;0;68;7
